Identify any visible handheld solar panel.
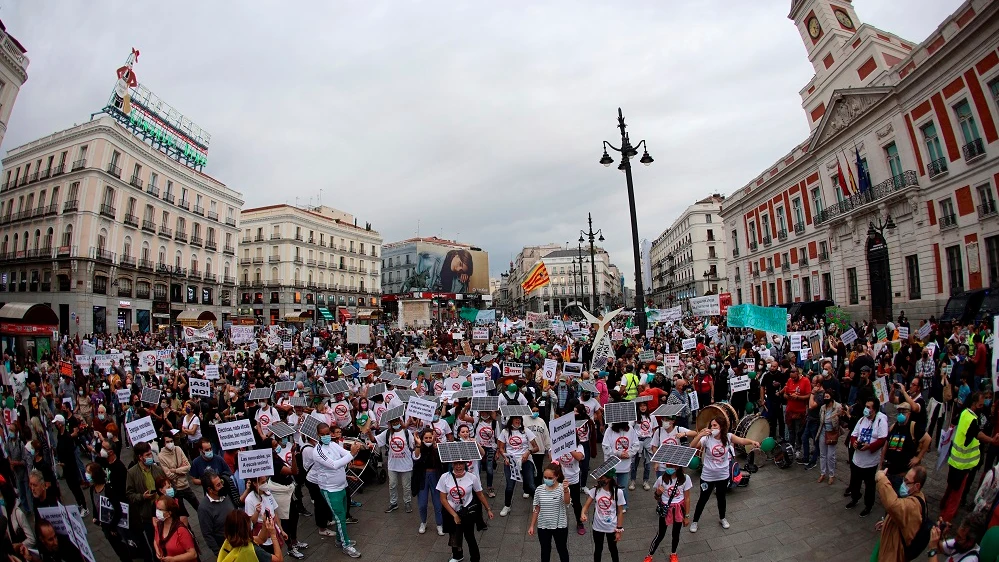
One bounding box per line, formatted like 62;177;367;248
589;455;622;480
394;389;418;402
273;381;297;393
325;380;350;395
577;381;598;394
289;396;309;408
140;387;162;405
486;380;496;391
340;365;358;377
470;396;500;412
458;368;472;378
430;364;448;374
499;405;533;418
603;402;637;424
380;372;401;382
651;404;687;418
361;370;375;378
456;355;473;364
366;383;387;397
248;387;273;401
666;393;686;406
437;441;483;463
650;445;698;468
380;405;406;426
267;422;295;440
480;354;496;363
633;395;654;403
390;379;415;389
299;414;323;441
451;389;473;400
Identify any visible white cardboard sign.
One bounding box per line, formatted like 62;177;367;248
216;419;257;451
542;359;558;382
549;413;577;460
239;448;275;479
405;396;437;423
189;377;212;397
125;416;157;444
204;364;220;380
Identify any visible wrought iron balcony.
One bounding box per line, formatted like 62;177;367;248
800;257;809;267
123;214;139;227
146;185;160;197
270;234;283;240
928;158;948;179
138;258;154;271
732;248;740;258
762;236;772;247
44;204;58;216
107;164;122;178
92;248;115;262
71;159;86;171
39;169;50;180
203;272;217;282
254;235;264;242
207;211;218;221
190;235;203;247
295;234;303;241
794;222;805;235
158;226;173;238
819;251;829;262
178;199;190;211
27;172;38;183
294;256;304;264
978;200;997;218
318;260;327;268
269;255;281;263
239;257;251;265
99;204;116;218
223;245;234;254
142;219;156;232
307;259;317;266
777;229;788;241
939;213;958;231
223;276;236;285
225;217;236;227
193;205;205;216
749;241;758;251
963;138;986;162
129;175;143;189
51;164;65;176
814;170;918;225
781;263;791;272
163;193;175;205
175;230;188;242
252;256;264;264
120;255;136;268
205;240;217;251
766;266;774;274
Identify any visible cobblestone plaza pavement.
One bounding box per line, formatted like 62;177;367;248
71;436;963;562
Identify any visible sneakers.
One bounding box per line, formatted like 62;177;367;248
845;500;859;509
860;507;873;517
670;554;679;562
300;507;313;517
487;488;496;498
805;462;817;470
342;545;362;558
523;492;530;499
448;558;464;562
437;525;444;536
385;504;399;513
720;518;730;529
643;481;651;491
80;508;90;519
350;500;362;508
318;528;337;538
345;516;358;524
405;503;413;513
689;522;698;533
419;522;426;534
288;547;305;559
628;481;636;491
500;506;511;517
294;541;309;550
644;556;654;562
577;523;586;535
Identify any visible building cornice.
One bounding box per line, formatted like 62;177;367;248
240;211;382;243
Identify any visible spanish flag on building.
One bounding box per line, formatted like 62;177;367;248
521;261;551;294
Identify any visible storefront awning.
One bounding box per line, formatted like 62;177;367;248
319;308;334;320
285;311;310;323
176;309;217;327
0;303;59;336
339;309;352;321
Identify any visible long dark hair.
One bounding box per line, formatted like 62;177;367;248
504;415;525;433
711;415;730;447
436;249;474;292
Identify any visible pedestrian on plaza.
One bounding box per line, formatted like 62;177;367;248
780;366;811;457
529;464;571;562
602;420;638;508
375;412;415;514
413;426;445;536
157;432;200;515
816;389;843;485
310;422;363;558
52;414;88;516
941;392;994;522
873;466;927;562
880;400;930;493
152;497;198;562
218;509;285;562
581;468;626;562
631;399;655;490
497;414;539;516
801;375;823;470
847;397;889;517
196;468;234;556
645;464;692;562
125;441;167;562
439;454;494;562
86;462;132;562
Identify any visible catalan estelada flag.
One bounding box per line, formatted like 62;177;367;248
521;261;551;294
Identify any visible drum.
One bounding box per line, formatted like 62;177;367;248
695;402;738;431
732;414;770;456
772;439;795;469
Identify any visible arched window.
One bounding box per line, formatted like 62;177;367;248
224;261;231;279
122;236;132;258
1;235;7;254
255;268;262;283
141;241;150;261
242;268;249;283
271;267;278;281
158;246;167;266
294;268;300;283
33;229;40;250
22;231;28;251
175;250;183;269
205;258;212;275
98;228;108;251
61;224;73;248
45;228;53;250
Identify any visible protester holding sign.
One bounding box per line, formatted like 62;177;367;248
497;415;539;516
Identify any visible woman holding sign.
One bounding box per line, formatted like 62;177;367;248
497;415;539;516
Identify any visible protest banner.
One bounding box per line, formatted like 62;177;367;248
473;327;489;341
730;376;751;393
239;449;275;479
689;295;721;316
405;396;436;423
917;322;933;341
115;389;131;404
542;358;558;382
183;322;216;343
99;496;129;529
204;364;220;380
125;416;157;444
898;326;909;340
472;373;488;397
681;338;696;351
37;506;68;535
638;350;655;363
706;325;719;337
189;378;212;398
503;362;524;378
789;333;802;352
549;413;577;460
840;328;858;346
663;354;680;367
137;351;157;372
611;329;624;341
725;304;788;335
230;325;255;344
216;419;257;451
645;329;654;339
525;312;548;331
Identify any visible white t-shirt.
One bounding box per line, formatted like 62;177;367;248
635;416;654;439
580;398;602;419
576;421;592;446
436;471;482;511
699;432;734;483
376;428;416;472
330;400;353;428
499;427;537;458
602;426;638;472
244;491;280;545
255;406;279;436
587;487;626;533
183;414;202;442
651;424;690;452
557;444;584;484
653;474;692;505
851;412;889;469
474;418;498;449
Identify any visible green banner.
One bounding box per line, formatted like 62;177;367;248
725;304;787;335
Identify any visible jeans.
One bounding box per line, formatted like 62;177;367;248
692;479;727;522
629;441;652;483
481;447;496;487
387;469;413;507
417;470;443;526
614;472;630;506
801;418;820;464
819;439;837;477
537;527;570;562
503;460;536;507
787;416;805;451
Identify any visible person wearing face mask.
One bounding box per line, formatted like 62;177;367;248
310;422;364;558
255;398;281;444
85;462;130;562
152;496;198;562
927;511;986;562
646;464;692;562
265;435;306;559
760;360;787;441
497;415;540;516
872;465;928;561
190;438;232;488
847;397;889;517
650;416;697;479
375;414;416;514
180;401;202;457
413;427;446;536
602;420;639;508
125;441;167;562
689;416;759;533
158;433;200;515
781;367;811;460
941;392;995;522
524;407;552;476
528;464;571;562
881;401;931;492
52;413;88;516
693;364;714;410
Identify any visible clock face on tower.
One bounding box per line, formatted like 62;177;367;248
834;9;855;30
807;16;822;39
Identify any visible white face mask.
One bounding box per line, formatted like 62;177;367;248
165;442;175;450
711;428;721;437
155;509;166;522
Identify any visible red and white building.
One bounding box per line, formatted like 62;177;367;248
720;0;999;322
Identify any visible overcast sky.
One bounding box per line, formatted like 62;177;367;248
0;0;962;289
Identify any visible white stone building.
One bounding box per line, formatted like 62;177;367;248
0;21;28;149
649;194;728;308
508;243;623;314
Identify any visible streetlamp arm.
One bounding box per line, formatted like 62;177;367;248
603;140;622;153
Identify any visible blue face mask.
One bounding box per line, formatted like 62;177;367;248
144;457;155;466
432;416;440;423
664;468;676;476
543;478;556;487
203;451;214;460
320;435;332;445
987;399;993;407
863;407;872;417
531;413;539;419
897;413;907;424
275;445;282;454
898;482;910;498
165;487;175;498
84;472;93;483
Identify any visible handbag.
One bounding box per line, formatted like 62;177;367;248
655;478;680;518
824;428;840;445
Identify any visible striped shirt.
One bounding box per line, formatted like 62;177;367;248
532;485;569;529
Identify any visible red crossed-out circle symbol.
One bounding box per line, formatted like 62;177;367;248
385;393;395;402
577;426;589;440
596;496;613;512
508;435;523;447
334;404;348;418
434;382;444;393
389;436;405;453
449;486;465;503
434;427;444;439
615;437;630;452
560;452;574;464
640;420;651;432
663;436;678;447
478;427;493;441
259;414;271;426
711;444;726;458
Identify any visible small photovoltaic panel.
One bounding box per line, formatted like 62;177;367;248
340;365;358;376
290;396;309;408
470;396;500;412
437;441;482;463
430;364;448;374
486;380;496;391
267;422;295;440
380;372;401;382
577;381;598;394
666;393;686;406
380;405;406;426
458;368;471;378
650;445;698;467
480;354;496;363
273;381;296;393
634;395;654;403
361;370;375;378
500;405;533;418
603;402;637;424
589;455;622;480
390;379;415;389
652;404;687;418
140;387;162;405
325;380;350;395
394;389;418;402
408;366;427;377
248;387;273;401
451;389;473;400
456;355;473;364
366;383;387;397
299;414;322;441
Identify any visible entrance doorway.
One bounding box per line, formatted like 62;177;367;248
867;232;892;323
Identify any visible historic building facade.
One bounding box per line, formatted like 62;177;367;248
649;194;728;308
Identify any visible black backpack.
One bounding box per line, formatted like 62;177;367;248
904;496;933;561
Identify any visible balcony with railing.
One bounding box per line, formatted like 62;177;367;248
129;175;143;189
190;235;203;247
939;213;958;231
781;263;791;272
749;241;758;251
174;230;188;242
348;265;357;272
99;204;116;218
71;159;86;171
17;175;26;187
295;234;303;241
800;256;809;267
163;193;175;205
239;257;251;265
979;200;997;219
293;256;304;264
814;170;918;225
120;255;136;268
106;163;122;178
270;234;283;240
178;199;190;211
964;138;986;162
254;234;264;242
269;255;281;263
224;245;234;254
794;222;805;235
318;260;327;268
92;248;115;263
732;248;739;258
207;210;218;222
819;251;829;262
928;158;948;179
203;272;217;282
766;266;774;275
158;225;173;238
43;204;58;216
63;199;78;213
252;256;264;264
51;164;65;176
193;205;205;216
777;229;788;241
157;263;172;275
123;214;139;228
205;240;217;251
142;219;156;233
223;275;236;285
138;258;154;271
57;245;75;257
307;258;317;266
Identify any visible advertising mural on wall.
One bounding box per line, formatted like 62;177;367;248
400;246;489;294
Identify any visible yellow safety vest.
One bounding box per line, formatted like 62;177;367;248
949;408;981;470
